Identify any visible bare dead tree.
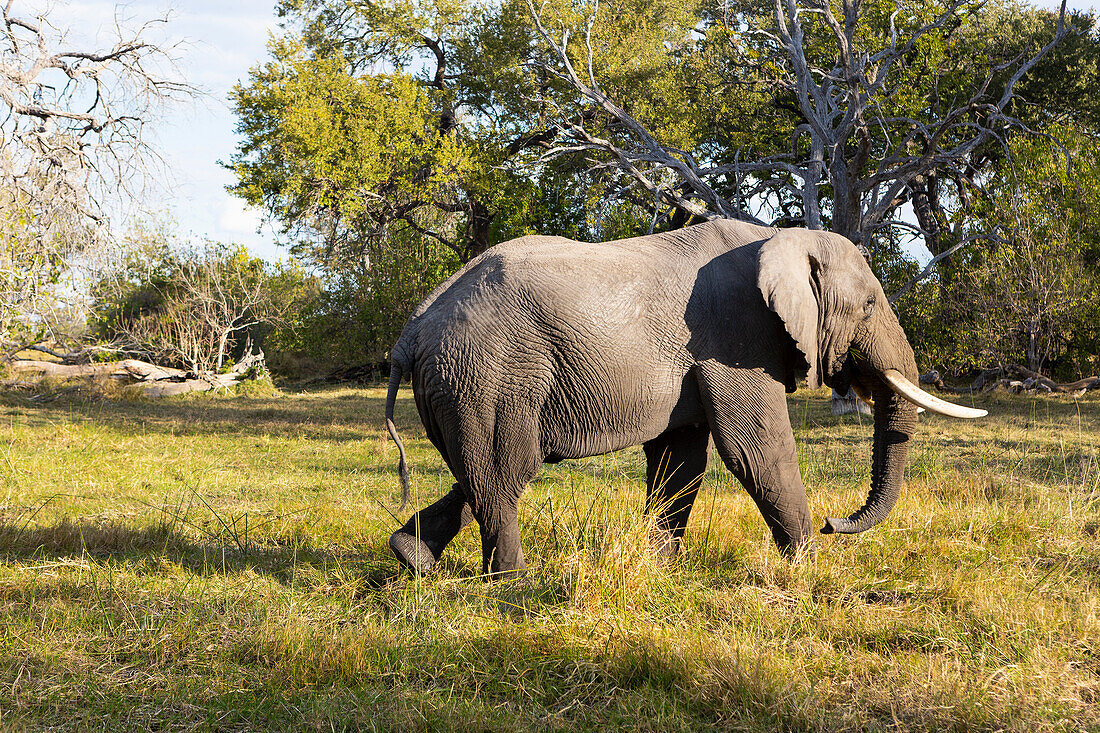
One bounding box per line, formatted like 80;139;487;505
113;250;286;374
527;0;1068;265
0;1;193;357
178;255;277;373
529;0;1069;413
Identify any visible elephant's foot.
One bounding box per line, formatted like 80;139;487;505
481;539;527;581
389;530;437;574
649;525;682;561
775;533;816;561
483;565;527;582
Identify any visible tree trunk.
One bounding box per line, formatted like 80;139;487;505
217;331;230;372
465;197;495;261
1027;317;1040;372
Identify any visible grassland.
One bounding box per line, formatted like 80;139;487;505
0;383;1096;731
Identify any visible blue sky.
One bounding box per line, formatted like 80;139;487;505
62;0;1098;262
138;0;286;260
53;1;286;260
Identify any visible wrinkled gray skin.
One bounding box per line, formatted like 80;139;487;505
385;220;919;576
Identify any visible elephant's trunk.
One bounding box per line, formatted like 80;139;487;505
821;366;985;535
821;387;915;534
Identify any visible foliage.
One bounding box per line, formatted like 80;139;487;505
228;0;1100;379
231;38;469;265
231;2;611;366
92;230;310;373
0;188;92;355
231;0;577;271
267;230;462;376
901;125;1100;379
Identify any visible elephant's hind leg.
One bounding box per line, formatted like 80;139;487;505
467;484;528;578
389;484;474;573
643;423;710;558
460;425;542;578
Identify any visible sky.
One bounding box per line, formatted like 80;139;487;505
138;0;286;260
51;1;287;260
53;0;1099;263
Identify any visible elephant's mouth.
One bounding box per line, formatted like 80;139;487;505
834;357;985;420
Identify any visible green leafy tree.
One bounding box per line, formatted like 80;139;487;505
231;0;605;363
231;0;1100;380
927;126;1100;377
232;0;569;267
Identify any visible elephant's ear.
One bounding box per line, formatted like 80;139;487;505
757;229;821;390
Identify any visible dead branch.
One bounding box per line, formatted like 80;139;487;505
0;3;194;352
888;229;1008;304
8;349;269;399
526;0;763;225
920;366;1100;398
527;0;1070;262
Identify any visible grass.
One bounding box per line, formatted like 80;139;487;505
0;384;1096;731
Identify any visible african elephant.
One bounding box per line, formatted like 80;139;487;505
383;220;983;576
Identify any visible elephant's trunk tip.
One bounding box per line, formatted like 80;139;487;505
821;517;854;534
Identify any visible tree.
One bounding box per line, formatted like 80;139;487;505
528;0;1070;263
231;0;1100;381
0;2;191;358
93;236;305;373
934;125;1100;377
230;0;606;363
231;0;581;270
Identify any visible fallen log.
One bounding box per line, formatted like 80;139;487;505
6;350;268;398
9;360;121;378
131;351;267;397
1002;365;1100;396
919;366;1100;398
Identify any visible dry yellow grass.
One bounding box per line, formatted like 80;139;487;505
0;384;1095;731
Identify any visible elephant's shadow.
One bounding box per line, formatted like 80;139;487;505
0;516;577;599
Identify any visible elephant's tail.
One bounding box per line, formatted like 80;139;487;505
385;353;410;511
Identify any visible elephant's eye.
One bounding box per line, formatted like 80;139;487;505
863;295;875;318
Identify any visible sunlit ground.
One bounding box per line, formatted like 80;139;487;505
0;385;1095;731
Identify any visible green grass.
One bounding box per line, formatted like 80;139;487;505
0;384;1096;731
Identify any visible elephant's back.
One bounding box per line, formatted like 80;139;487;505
409;219;774;323
407;235;702;456
418;235;703;359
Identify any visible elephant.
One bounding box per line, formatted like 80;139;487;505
383;219;984;577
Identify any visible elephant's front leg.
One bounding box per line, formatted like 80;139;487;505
643;423;710;558
736;434;814;556
390;484;474;573
699;366;815;556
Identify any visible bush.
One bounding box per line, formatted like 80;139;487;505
91;229;311;373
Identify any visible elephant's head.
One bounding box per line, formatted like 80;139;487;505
758;228;985;535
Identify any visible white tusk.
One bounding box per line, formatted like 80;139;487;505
882;369;987;419
854;381;921;412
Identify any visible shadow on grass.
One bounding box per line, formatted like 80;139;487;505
0;385;420;443
0;631;832;733
0;516;409;589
